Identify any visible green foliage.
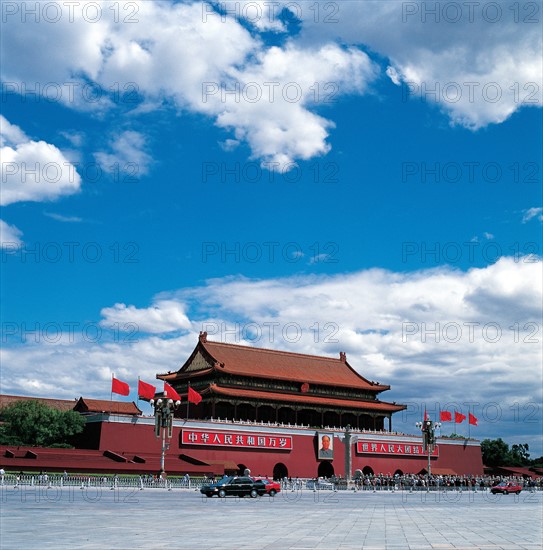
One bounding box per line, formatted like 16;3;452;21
509;443;530;466
0;400;85;447
481;438;531;467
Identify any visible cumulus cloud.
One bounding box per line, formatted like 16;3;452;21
94;130;152;176
0;115;29;146
100;299;192;334
296;0;542;128
522;207;543;223
1;1;379;167
0;116;81;205
0;219;23;248
1;1;540;167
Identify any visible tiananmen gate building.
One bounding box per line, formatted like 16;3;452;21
158;332;405;431
0;333;484;477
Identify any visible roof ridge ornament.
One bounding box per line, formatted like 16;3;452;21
339;351;346;363
199;331;208;343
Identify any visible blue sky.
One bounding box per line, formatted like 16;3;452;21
1;1;542;456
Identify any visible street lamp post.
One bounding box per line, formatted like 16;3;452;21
415;419;441;483
150;394;181;478
343;424;358;484
344;425;352;483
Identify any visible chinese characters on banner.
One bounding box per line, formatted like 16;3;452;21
356;439;439;457
181;429;293;450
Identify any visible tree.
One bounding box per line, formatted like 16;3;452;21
510;443;530;466
481;438;531;467
0;400;85;447
481;438;511;467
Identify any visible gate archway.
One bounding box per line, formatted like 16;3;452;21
273;462;288;480
318;461;334;478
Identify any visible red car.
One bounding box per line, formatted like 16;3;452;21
253;478;281;497
490;481;523;495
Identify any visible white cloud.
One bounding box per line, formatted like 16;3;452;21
43;212;83;223
219;139;240;152
0;116;81;206
522;207;543;223
1;1;379;167
0;115;29;146
210;42;377;165
60;131;85;148
1;1;540;167
94;130;152;176
0;219;23;248
296;0;542;128
95;5;379;166
100;299;192;334
386;66;401;86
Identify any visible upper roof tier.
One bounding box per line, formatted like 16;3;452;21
158;332;391;392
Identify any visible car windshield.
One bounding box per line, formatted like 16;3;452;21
218;477;234;484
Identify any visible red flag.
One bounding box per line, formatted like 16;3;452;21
455;411;466;423
138;379;156;400
164;382;181;401
188;386;202;405
424;409;428;421
112;377;130;396
468;413;478;426
440;410;452;422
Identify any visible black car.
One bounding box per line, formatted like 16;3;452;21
200;476;266;498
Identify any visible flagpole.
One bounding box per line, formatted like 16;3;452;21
137;376;140;407
186;382;190;419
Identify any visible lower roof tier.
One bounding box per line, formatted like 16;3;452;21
194;383;406;414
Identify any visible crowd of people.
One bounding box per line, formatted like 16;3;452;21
270;473;543;492
345;473;542;491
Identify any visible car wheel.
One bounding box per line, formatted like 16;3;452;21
269;489;276;497
250;489;258;498
218;489;226;498
206;494;212;498
516;491;521;495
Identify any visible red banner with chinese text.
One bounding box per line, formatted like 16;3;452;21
356;439;439;457
181;429;293;450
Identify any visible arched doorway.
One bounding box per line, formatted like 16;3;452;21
318;461;334;478
237;464;248;476
394;469;403;476
273;462;288;480
362;466;374;476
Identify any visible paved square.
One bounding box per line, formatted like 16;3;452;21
1;487;541;549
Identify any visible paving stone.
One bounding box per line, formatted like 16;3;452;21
0;488;541;549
